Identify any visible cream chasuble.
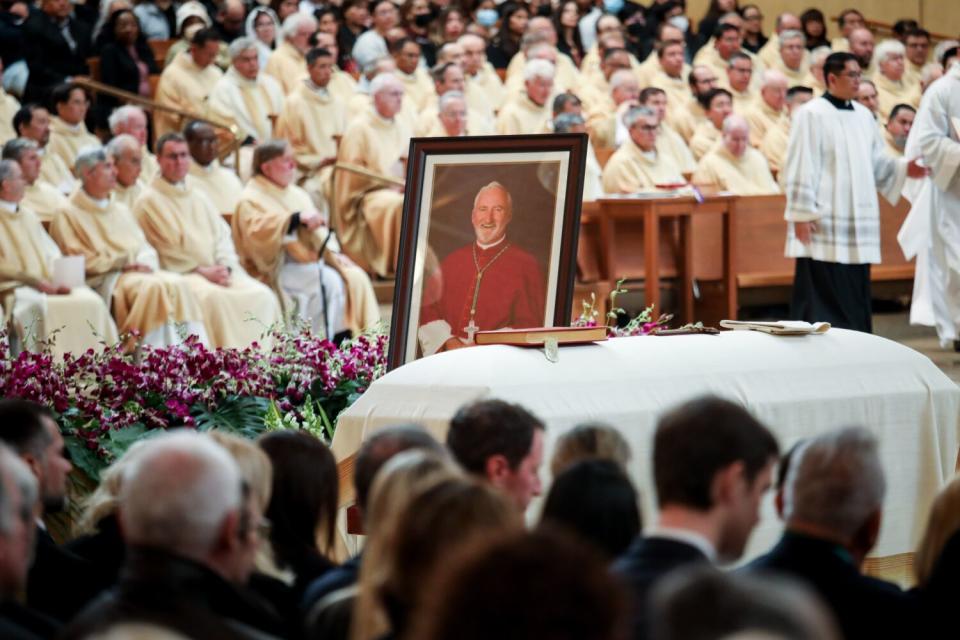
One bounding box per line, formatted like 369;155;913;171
188;160;244;215
757;34;781;69
694;46;765;92
636;54;690;89
668;96;706;143
133;176;283;348
414;105;493;137
771;58;810;88
692;145;780;194
883;127;904;157
333;108;408;277
209;68;285;143
585;102;619;152
344;92;418;140
874;73;921;122
0;89;20;144
264;40;308;96
582;44;640;85
690;120;722;160
328;70;358;103
729;87;757;114
154;52;224;139
759;118;791;173
744;99;789;148
505;51;581;89
39;150;75;195
467;63;506;112
46;117;99;176
113;181;143;211
495;95;552;135
141;147;159;184
602;139;685;194
50;189;205;344
831;37;849;52
234;176;379;335
397;68;435;112
276;82;346;164
0;202;117;356
650;71;692;117
657;123;697;175
22;180;69;223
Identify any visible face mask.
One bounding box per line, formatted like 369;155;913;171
668;15;689;33
603;0;623;16
476;8;498;27
414;12;433;27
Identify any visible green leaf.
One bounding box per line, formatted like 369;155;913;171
64;435;107;482
191;396;271;439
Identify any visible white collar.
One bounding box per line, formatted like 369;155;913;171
0;199;18;213
306;79;330;96
646;525;717;562
476;235;506;250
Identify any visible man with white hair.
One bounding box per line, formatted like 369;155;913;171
602;106;685;194
693;115;779;194
496;59;555;135
352;0;398;70
747;427;915;639
155;27;224;138
803;46;831;93
50;147;207;348
744;70;790;148
264;13;317;95
209;36;286;144
873;39;921;121
63;431;286;639
771;30;809;87
333;73;410;277
415;62;492;137
505;18;580;90
2;136;68;224
0;444;54;638
586;68;639;151
504;42;568;98
459;33;506;116
757;12;803;69
106;134;145;209
108;105;159;184
0;156;118;356
435;41;465;67
417;91;467;137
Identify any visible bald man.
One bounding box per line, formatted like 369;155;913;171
744;70;790;147
848;27;876;77
496;59;555;135
459;33;505;115
693;115;779;194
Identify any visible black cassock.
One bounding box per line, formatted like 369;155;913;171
791;257;872;333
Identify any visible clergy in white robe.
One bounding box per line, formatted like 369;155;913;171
50;148;207;348
107;106;159;185
105;134;145;211
873;40;921;121
760;86;814;174
692;115;779;194
496;59;555;135
391;38;434;113
585;70;638;153
46;85;99;185
602;107;685;194
640;88;697;176
234;140;379;337
689;89;733;160
649;42;694;114
783;53;921;333
0;84;20;145
459;33;506;115
667;66;718;143
264;14;315;95
333;74;410;277
414;64;493;137
767;30;810;88
3;138;69;224
154;31;225;139
898;63;960;347
209;37;286;145
744;71;790;148
184;121;245;215
0;159;118;357
693;24;765;93
555;113;602;201
723;52;757;112
133;134;283;349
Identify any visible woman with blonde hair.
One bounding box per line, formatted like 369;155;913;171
550;422;632;476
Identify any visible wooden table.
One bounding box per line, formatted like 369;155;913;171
591;194;736;323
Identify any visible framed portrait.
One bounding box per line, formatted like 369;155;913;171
388;133;588;370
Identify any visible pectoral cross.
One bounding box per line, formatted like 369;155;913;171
464;316;479;344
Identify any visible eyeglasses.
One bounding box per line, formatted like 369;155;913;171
839;71;862;79
633;124;658;133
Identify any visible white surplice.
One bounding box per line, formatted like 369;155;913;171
897;64;960;346
783;96;907;264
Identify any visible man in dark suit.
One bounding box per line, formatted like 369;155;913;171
21;0;91;103
612;396;780;640
0;399;108;622
745;427;916;639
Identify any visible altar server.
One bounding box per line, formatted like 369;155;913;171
133;133;283;348
693;115;779;194
0;159;118;356
50;147;207;347
784;53;927;333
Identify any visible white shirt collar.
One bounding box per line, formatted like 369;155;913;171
476;235;506;250
0;199;18;213
646;525;717;562
306;79;330;97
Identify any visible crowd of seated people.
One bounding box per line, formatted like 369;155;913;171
3;393;960;639
1;0;957;351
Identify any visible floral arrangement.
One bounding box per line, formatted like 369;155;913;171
0;324;387;480
574;279;674;336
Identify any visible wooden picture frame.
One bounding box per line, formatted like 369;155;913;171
388;133;588;370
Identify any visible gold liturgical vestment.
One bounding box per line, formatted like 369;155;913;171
692;145;780;195
602;139;685;194
208;67;285;143
689;120;722;160
188;160;244;215
154;52;224;138
133;176;283;348
874;73;920;122
333;108;409;277
50;189;204;340
0;201;117;356
46;117;99;176
22;180;68;223
496;95;552;135
264;40;308;96
113;181;142;211
233;175;379;334
657;124;698;175
465;64;504;116
744;99;789;148
39;150;75;195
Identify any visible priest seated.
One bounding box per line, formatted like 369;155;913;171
235;140;379;339
689;88;733;160
50;147;208;348
744;70;789;147
772;30;810;87
724;52;756;113
760;85;814;173
666;65;717;143
108;106;158;184
602;106;685;194
106;135;145;209
133;133;283;349
0;159;118;357
154;28;224;139
496;59;555;135
12;105;72;198
649;41;692;119
311;32;358;103
1;138;68;224
458;33;504;121
184;121;245;215
883;104;915;157
422;92;469;137
639;88;697;176
390;37;433;112
418;181;545;356
208;36;286;146
692;115;780;195
585;69;638;152
265;14;317;96
333;73;410;278
873;39;921;121
415;63;492;136
46;83;98;191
